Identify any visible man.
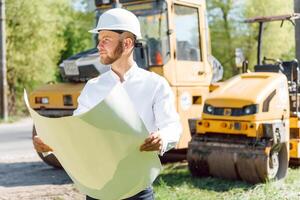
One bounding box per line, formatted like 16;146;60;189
33;8;182;200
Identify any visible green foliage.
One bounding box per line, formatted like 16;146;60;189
207;1;243;79
6;0;94;115
58;3;94;65
208;0;294;79
54;3;94;82
243;0;294;69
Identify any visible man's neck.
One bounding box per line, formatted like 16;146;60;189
111;58;134;82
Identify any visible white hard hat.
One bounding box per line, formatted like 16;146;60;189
89;8;142;39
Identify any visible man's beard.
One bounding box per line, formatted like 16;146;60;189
100;40;124;65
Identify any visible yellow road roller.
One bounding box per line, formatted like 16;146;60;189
187;14;300;183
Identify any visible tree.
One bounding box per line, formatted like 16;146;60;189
295;0;300;61
6;0;94;115
243;0;294;68
207;0;244;79
58;2;94;65
207;0;294;79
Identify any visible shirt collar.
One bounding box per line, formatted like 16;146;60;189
110;62;138;82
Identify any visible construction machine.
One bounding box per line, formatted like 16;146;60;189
187;14;300;183
30;0;223;167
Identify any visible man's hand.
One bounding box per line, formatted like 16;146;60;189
140;132;163;152
32;136;53;153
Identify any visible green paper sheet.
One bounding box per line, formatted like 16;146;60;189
24;83;162;200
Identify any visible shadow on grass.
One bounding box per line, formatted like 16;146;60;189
154;162;253;192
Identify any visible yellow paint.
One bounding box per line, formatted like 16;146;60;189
202;72;289;122
290;139;300;158
30;0;213;152
290;117;299;128
149;66;163;76
197;119;258;138
29;83;84;109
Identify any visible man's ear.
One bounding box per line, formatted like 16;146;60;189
123;37;134;50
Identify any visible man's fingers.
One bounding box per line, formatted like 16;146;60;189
140;137;160;149
33;136;42;143
140;139;162;151
33;136;53;152
149;137;161;146
140;142;162;151
140;132;162;152
144;137;153;143
144;133;158;143
35;139;44;146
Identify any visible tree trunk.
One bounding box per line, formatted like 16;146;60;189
295;0;300;61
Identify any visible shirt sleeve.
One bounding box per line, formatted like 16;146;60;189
153;77;182;155
73;86;90;116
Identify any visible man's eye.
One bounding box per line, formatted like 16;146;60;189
102;39;110;43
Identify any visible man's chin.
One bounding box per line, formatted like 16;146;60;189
99;59;110;65
100;57;118;65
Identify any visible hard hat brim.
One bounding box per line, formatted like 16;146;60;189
88;28;99;34
88;28;142;39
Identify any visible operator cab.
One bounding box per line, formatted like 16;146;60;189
245;14;300;117
255;58;300;116
94;0;170;70
60;0;170;82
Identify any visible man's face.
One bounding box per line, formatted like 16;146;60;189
97;30;124;65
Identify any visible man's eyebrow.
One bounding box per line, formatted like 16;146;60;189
98;35;112;40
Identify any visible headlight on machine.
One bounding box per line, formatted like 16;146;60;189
204;104;214;114
203;103;258;116
242;104;258;115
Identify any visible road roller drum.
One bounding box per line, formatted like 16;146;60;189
188;134;289;183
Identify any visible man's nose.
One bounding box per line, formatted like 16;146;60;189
97;41;106;51
97;42;101;51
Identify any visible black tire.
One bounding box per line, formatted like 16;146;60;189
32;125;62;169
267;142;289;181
187;135;210;177
159;149;187;163
289;158;300;167
187;158;210;177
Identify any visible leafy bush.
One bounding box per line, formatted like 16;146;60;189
6;0;94;115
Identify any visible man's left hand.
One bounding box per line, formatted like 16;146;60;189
140;132;162;152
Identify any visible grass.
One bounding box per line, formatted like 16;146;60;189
0;115;25;124
153;162;300;200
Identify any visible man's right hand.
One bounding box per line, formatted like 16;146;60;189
32;136;53;153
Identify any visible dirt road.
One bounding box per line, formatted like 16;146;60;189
0;118;84;200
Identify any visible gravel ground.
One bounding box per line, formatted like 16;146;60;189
0;119;84;200
0;153;84;200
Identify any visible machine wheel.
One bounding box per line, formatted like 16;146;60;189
32;125;62;169
237;143;289;183
187;134;289;183
289;158;300;166
159;149;187;163
187;158;209;177
187;135;210;177
267;151;279;179
266;143;288;181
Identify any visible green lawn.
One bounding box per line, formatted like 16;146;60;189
153;162;300;200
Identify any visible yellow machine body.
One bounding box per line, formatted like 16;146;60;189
30;0;216;167
188;72;294;183
289;117;300;161
198;72;289;138
30;83;84;110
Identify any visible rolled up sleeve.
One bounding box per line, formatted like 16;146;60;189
153;78;182;155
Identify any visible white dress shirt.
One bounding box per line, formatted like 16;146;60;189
73;62;182;154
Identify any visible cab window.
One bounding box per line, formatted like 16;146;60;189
174;5;201;61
